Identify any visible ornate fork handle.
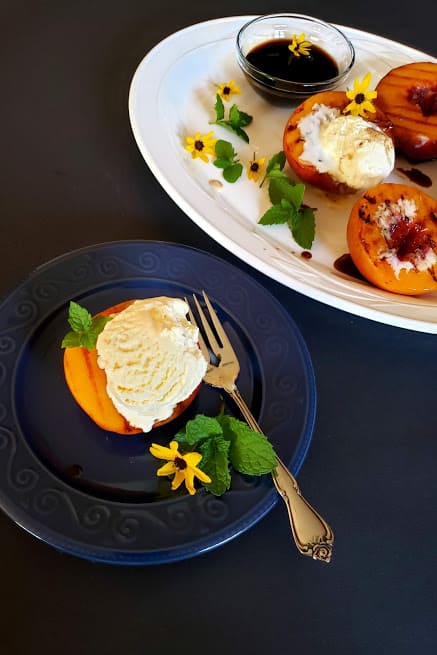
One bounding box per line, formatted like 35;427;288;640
230;386;334;563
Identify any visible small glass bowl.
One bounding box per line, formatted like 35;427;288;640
236;13;355;100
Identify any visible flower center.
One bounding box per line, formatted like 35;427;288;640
194;140;204;152
355;93;365;105
223;86;231;95
250;162;259;172
174;456;187;470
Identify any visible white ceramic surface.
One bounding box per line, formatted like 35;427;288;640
129;16;437;333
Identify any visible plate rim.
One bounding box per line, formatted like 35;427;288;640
128;16;437;334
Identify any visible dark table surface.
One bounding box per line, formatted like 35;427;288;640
1;1;436;654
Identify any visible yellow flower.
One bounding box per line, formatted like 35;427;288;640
247;156;265;182
288;33;312;58
185;130;217;163
149;440;211;495
344;73;378;117
216;79;241;101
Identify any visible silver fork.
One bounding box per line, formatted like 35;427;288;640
186;291;334;563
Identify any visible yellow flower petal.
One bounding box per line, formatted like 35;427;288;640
157;461;177;477
361;72;372;91
288;33;312;57
343;73;378;117
217;80;241;100
150;439;212;496
183;468;196;495
192;466;212;484
183;451;202;467
171;470;186;491
361;100;377;114
183;131;217;163
149;443;177;460
344;99;357;115
247;157;265;182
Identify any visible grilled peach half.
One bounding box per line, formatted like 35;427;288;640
347;183;437;295
283;90;393;194
63;300;200;435
375;62;437;161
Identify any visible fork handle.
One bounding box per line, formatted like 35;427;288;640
229;387;334;563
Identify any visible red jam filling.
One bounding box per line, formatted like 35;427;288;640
386;218;433;261
407;84;437;117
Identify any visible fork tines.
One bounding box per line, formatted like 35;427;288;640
185;291;237;365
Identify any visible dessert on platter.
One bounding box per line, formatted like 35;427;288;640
129;15;437;331
283;89;395;195
347;183;437;295
375;61;437;161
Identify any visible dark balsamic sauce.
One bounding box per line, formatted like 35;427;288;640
246;39;339;84
334;254;366;281
397;167;432;188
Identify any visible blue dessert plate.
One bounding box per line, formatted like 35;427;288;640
0;241;316;564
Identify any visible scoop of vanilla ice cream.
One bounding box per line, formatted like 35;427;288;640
96;297;207;432
298;105;395;190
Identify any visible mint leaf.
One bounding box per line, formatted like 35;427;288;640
92;315;112;334
199;435;231;496
213;158;231;169
215;139;235;160
61;331;81;349
269;178;305;208
266;168;289;180
211;102;252;143
232;125;250;143
223;163;243;183
214;94;225;121
213;139;243;183
217;415;277;475
215;121;250;143
266;151;286;174
68;301;92;333
62;301;112;350
290;206;316;250
79;330;99;351
229;104;252;128
259;151;316;250
174;414;223;451
258;203;291;225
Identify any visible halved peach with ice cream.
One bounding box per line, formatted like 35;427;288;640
63;298;205;435
283;90;394;194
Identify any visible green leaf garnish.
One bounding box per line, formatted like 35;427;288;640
223;163;243;183
212;139;243;184
211;95;253;143
290;205;316;250
216;415;277;475
214;94;225;121
199;435;231;496
259;151;316;250
266;150;286;174
172;413;277;496
61;301;112;350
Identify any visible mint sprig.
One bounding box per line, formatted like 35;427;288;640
213;139;243;183
211;94;253;143
258;151;316;250
61;301;112;350
173;413;277;496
